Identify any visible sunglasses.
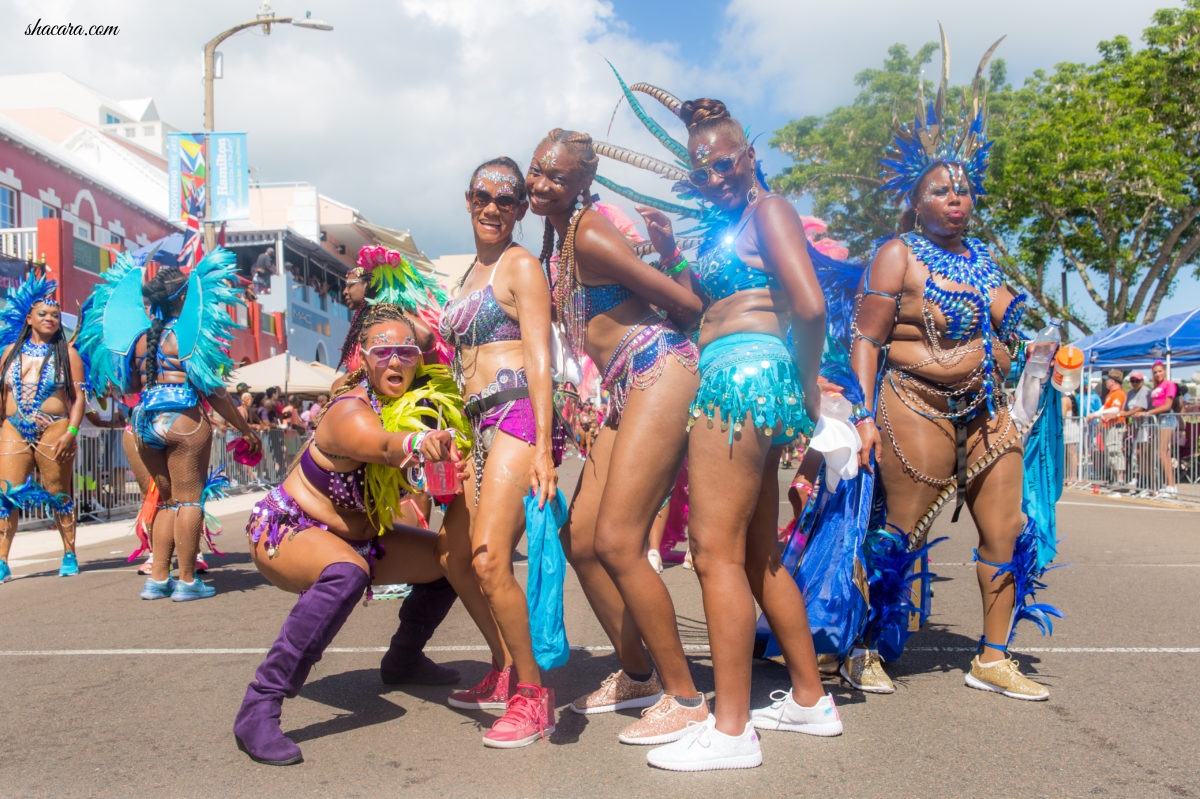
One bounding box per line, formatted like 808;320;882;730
363;344;422;368
688;145;749;188
469;190;519;214
1130;378;1143;383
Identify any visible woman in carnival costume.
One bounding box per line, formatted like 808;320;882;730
77;253;260;600
848;31;1059;699
634;99;843;772
0;273;86;582
337;246;464;689
525;129;710;745
234;303;469;765
437;157;563;748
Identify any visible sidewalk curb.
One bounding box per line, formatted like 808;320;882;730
6;490;268;569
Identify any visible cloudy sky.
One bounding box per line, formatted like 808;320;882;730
1;0;1188;324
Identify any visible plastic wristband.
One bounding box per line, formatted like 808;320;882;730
67;425;79;436
660;249;684;273
665;256;689;276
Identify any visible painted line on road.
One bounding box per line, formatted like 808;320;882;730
2;645;1198;657
1056;500;1197;512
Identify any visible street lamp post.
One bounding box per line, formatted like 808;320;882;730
201;3;332;251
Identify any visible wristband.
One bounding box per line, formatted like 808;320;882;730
664;256;689;276
67;425;79;436
847;404;874;426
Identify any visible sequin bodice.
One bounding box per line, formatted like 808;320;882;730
572;283;633;321
439;284;522;349
692;203;779;304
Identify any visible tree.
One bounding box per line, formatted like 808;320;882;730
772;2;1200;334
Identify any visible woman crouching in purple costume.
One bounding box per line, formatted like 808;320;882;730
234;303;466;766
436;157;563;748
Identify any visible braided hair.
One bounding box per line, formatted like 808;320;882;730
679;98;746;145
0;301;75;412
331;303;419;402
535;129;599;277
141;267;189;390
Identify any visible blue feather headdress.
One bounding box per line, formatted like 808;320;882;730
0;272;58;348
879;26;1005;202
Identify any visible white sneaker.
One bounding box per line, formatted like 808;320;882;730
647;549;663;574
646;714;762;772
1163;485;1178;495
751;690;843;736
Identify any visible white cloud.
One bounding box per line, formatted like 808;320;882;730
0;0;1176;262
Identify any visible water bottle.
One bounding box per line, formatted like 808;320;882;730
1024;320;1061;380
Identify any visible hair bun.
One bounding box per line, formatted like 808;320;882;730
680;98;730;130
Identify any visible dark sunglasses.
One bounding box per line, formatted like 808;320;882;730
363;344;422;368
469;190;519;214
688;145;749;188
1130;378;1143;383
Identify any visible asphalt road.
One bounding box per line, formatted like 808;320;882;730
1;459;1197;799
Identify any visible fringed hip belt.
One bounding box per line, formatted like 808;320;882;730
247;486;380;569
601;315;697;428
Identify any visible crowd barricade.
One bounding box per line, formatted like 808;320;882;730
1063;412;1199;500
17;427;300;529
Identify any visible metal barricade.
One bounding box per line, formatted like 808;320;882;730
13;427;298;531
1065;412;1197;500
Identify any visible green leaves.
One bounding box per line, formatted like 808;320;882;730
771;2;1200;333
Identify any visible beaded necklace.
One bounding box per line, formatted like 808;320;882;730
903;232;1006;416
359;378;383;415
553;206;589;358
8;339;59;440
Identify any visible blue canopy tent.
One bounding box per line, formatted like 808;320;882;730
1071;321;1139;367
130;232;187;267
1090;308;1200;376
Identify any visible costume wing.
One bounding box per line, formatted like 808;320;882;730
75;252;150;394
173;248;244;394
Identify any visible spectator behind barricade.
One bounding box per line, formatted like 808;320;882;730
253;248;274;295
1123;370;1153;489
81;390;126;515
302;393;328;431
1138;360;1179;496
1087;369;1127;485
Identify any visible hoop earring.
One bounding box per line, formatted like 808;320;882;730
747;185;760;205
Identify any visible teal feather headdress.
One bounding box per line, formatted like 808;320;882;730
0;272;58;348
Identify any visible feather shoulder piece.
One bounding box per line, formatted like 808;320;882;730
172;248;244;394
74;253;149;394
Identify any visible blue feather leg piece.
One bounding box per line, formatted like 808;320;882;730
863;526;948;663
989;519;1064;643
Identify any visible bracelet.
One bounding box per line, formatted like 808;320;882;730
664;256;689;276
67;425;79;436
847;404;874;426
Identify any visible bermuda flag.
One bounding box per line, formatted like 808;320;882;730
180;214;204;268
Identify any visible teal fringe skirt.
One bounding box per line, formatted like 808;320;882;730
688;332;813;445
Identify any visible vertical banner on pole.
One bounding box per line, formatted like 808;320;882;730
208;133;250;222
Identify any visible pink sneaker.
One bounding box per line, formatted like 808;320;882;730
448;665;515;710
483;684;556;749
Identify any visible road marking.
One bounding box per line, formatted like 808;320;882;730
931;561;1200;567
2;645;1198;657
1056;500;1197;512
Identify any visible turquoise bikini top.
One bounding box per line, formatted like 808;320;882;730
691;201;780;304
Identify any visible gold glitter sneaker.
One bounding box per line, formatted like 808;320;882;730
840;649;895;694
964;655;1050;701
816;653;841;677
618;693;710;745
570;670;663;715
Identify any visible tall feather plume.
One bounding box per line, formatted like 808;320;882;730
592;175;702;219
593;142;689;182
605;60;689;163
630;82;682;117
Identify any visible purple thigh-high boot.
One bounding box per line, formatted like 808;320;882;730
380;577;461;685
234;561;369;765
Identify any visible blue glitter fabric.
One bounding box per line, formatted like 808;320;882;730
691;218;780;305
5;344;64;442
131;383;200;449
567;282;633;323
688;332;813;446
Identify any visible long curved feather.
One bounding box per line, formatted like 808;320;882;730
593;175;702;219
594;142;689;181
630;82;682;118
605;60;689;163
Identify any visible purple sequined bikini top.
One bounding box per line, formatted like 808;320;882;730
300;395;367;511
439;250;522;349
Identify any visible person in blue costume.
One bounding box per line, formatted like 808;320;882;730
848;31;1053;700
0;273;86;582
636;98;842;772
129;266;261;600
525;129;710;746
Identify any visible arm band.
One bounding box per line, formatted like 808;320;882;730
67;425;79;436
